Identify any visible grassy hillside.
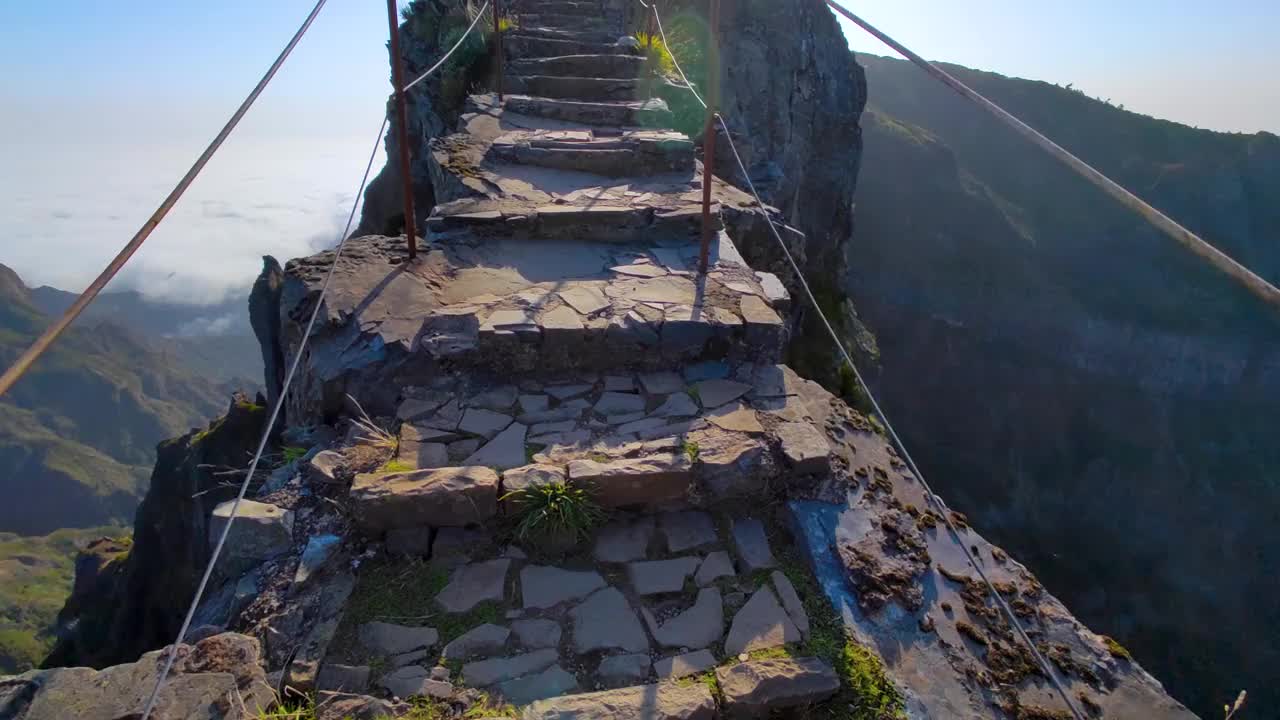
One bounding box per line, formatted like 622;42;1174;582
0;526;128;673
0;266;234;535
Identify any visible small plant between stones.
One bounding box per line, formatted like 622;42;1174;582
503;482;606;546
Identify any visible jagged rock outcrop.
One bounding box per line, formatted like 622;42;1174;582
354;0;500;237
249;256;285;413
45;395;267;669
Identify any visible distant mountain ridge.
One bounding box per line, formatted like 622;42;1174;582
848;53;1280;717
0;264;253;535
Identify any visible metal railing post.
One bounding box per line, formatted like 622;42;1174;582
698;0;721;273
494;0;504;102
386;0;417;258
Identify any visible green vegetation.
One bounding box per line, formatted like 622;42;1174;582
0;526;129;673
255;691;516;720
681;439;701;462
503;482;606;546
280;446;308;465
378;458;415;473
635;32;675;75
1102;635;1132;661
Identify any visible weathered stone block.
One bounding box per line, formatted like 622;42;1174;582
349;467;499;533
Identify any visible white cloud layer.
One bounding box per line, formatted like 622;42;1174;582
1;134;380;305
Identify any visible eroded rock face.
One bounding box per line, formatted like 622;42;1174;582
1;633;272;720
46;396;268;668
838;507;930;613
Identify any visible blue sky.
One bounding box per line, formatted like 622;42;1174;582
1;0;1276;303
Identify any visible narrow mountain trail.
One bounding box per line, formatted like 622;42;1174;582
3;3;1201;719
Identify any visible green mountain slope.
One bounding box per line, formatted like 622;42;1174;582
848;54;1280;717
0;527;128;673
0;265;231;534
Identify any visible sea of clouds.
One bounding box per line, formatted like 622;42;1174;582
1;133;381;306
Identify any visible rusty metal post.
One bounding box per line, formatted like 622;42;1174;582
386;0;417;258
494;0;504;102
698;0;721;273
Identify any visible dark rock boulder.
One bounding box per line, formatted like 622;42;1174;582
248;256;285;414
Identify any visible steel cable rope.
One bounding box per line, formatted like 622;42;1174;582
403;0;490;92
142;3;496;716
0;0;329;400
825;0;1280;310
637;0;707;109
644;1;1087;717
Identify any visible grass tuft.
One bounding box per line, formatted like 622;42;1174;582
502;482;605;546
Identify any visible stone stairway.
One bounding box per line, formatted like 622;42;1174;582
231;3;1195;719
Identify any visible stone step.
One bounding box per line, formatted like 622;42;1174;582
427;198;714;244
505;95;672;127
509;75;645;102
489;129;694;177
519;13;614;31
509;25;617;45
509;53;646;80
524;0;597;14
506;34;632;60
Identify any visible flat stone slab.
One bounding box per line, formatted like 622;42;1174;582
381;665;453;700
569;587;650;653
512;618;562;649
723;587;802;656
643;588;724;650
774;421;832;474
628;556;701;595
522;565;606;609
694;551;737;586
715;657;840;716
639;371;686;394
358;622;438;657
440;623;510;661
731;518;777;572
350;466;499;532
462;648;559;687
546;383;594;400
655;649;716;680
598;653;652;686
593;516;656;563
496;665;579;705
522;682;717;719
316;664;370;693
568;454;693;508
436;560;511;613
595;391;645;415
459;408;515;439
559;286;610;315
652;392;699;417
463;422;529;470
771;571;811;640
706;402;764;434
659;511;718;553
694;379;752;408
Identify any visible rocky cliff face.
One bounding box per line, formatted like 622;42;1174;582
848;54;1278;716
45;395;267;668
